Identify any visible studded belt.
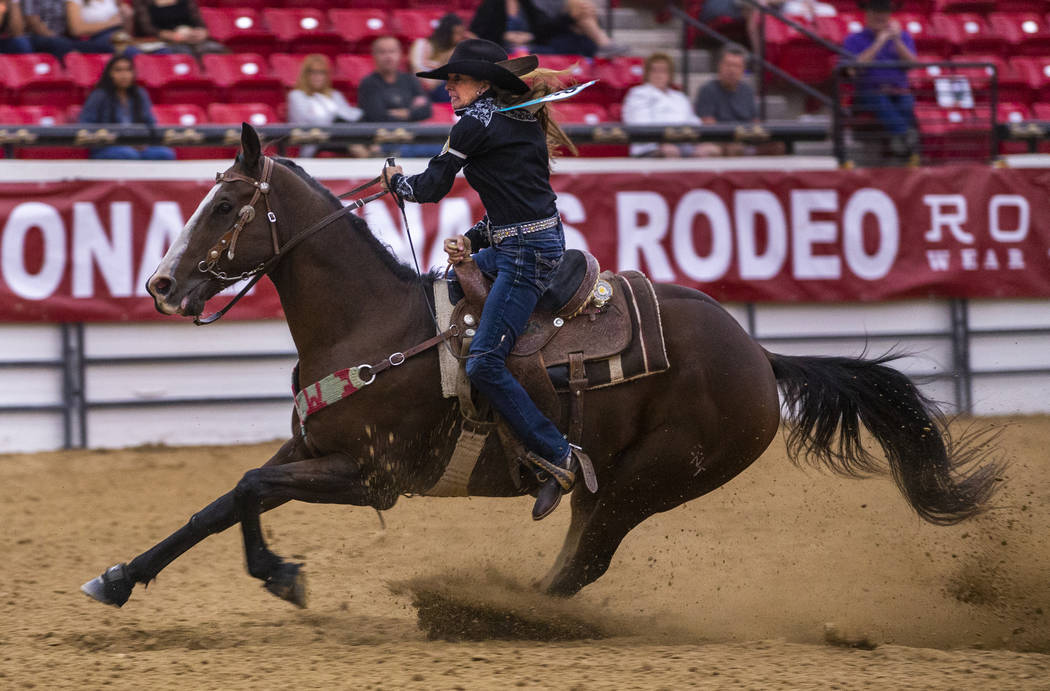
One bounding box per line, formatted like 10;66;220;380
488;213;561;245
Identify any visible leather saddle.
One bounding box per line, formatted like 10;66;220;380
447;249;630;369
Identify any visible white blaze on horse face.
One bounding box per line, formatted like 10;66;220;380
153;183;221;286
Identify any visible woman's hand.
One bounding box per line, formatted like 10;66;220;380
380;162;403;191
443;235;472;265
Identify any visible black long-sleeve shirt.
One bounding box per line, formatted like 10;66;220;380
392;95;557;245
357;71;432;122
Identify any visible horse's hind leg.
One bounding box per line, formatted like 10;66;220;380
81;436;306;607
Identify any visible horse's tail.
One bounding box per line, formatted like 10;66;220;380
766;350;1004;525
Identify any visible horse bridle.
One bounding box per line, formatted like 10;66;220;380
191;155;389;325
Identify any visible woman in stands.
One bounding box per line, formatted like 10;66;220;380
470;0;627;58
621;52;709;157
79;54;175;159
286;53;368;158
382;38;584;521
65;0;137;54
410;13;469;103
130;0;224;57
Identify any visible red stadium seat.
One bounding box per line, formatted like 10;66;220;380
762;15;836;83
932;13;1006;56
152;103;209;126
934;0;995;12
64;52;109;98
0;105;25;124
207;102;278;125
269;53;309;88
329;8;394;53
988;12;1050;57
553;103;608;124
199;8;274;56
997;102;1030;123
201;53;284;107
535;54;594;90
391;9;444;44
952;54;1031;105
1034;102;1050;119
10;104;88;159
13;104;68;124
592;56;644;104
333;53;375;100
262;8;345;57
898;13;951;56
0;53;77;107
918;104;994;161
422;102;456;124
1014;56;1050;105
135;54;215;107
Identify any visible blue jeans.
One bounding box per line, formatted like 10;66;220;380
858;89;915;135
90;146;176;160
0;36;33;54
466;223;569;464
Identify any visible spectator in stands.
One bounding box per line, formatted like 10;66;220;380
78;54;175;159
359;36;438;157
411;13;469;104
130;0;224;57
287;53;370;158
1;0;32;52
841;0;917;157
470;0;628;58
622;52;705;158
24;0;132;57
694;44;770;156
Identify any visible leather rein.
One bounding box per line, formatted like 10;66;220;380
192;156;388;325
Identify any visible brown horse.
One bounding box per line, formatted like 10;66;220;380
82;125;1002;609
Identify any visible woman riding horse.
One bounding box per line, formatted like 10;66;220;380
381;38;582;521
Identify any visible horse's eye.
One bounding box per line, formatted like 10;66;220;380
215;201;233;215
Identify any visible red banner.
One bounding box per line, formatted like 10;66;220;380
1;165;1048;322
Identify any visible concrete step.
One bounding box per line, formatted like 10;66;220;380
611;28;681;55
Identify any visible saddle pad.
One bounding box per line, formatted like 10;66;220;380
546;271;670;391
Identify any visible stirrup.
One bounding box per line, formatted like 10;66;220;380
523;450;576;492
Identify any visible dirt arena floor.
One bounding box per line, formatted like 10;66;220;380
4;416;1050;689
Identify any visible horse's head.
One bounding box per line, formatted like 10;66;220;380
147;124;283;318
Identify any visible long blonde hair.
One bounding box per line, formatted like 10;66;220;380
294;54;334;96
492;67;578;159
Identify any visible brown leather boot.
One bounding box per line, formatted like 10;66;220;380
528;450;578;521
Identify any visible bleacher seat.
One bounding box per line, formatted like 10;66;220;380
391;8;445;45
934;0;995;12
954;54;1030;105
64;52;109;99
898;13;951;56
1015;56;1050;105
592;56;644;104
263;8;344;57
202;53;284;107
200;8;274;56
329;8;393;53
135;54;215;107
152;103;208;126
270;53;308;89
0;54;77;107
554;103;609;125
207;102;278;125
334;54;375;100
1033;102;1050;120
988;12;1050;57
762;15;836;83
932;13;1006;56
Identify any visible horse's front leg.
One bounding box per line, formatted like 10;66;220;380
81;436;307;608
233;452;382;608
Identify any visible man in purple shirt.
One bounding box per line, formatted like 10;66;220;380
842;0;917;154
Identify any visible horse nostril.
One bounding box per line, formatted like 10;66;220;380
149;275;174;297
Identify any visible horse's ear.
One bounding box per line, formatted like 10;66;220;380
240;122;261;171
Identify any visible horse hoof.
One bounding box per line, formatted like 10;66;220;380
264;562;307;608
81;563;134;607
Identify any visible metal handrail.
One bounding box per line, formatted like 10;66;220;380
669;3;835;113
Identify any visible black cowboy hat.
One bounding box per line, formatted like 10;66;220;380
416;38;537;94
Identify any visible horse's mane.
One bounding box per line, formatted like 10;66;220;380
260;156;437;285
